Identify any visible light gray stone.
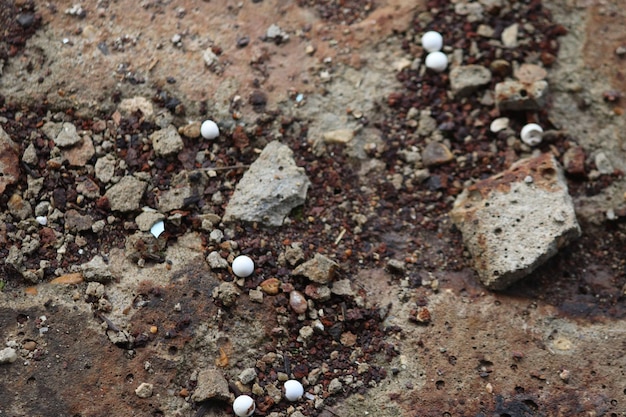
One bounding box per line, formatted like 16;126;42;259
206;251;229;269
156;186;192;212
81;255;114;282
105;176;147;212
135;211;166;232
0;347;18;364
224;141;311;226
293;253;339;284
55;122;82;147
450;65;492;97
239;367;257;385
95;155;116;183
495;80;549;111
118;97;154;121
0;125;20;194
192;368;230;402
135;382;153;398
450;154;580;290
151;125;184;157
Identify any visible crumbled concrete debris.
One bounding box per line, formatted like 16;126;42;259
249;289;264;303
387;259;406;274
514;63;547;83
422;141;455;167
85;282;105;298
65;209;94;232
495;80;549;111
212;282;241;306
118;97;154;121
206;251;229;269
106;329;134;349
8;193;32;220
0;347;18;364
135;211;166;232
76;177;101;199
80;255;114;282
105;176;147;212
125;232;166;262
150;125;184;157
134;382;153;398
284;242;304;266
449;65;492;97
328;378;343;394
417;111;437;137
224;141;311;227
293;253;339;284
156;186;192;212
192;368;230;402
450;154;581;289
594;151;614;174
202;48;219;68
331;280;354;296
501;23;518;47
22;143;38;165
239;367;258;385
265;24;289;43
54;122;82;147
0;126;20;194
95;155;116;183
305;284;331;301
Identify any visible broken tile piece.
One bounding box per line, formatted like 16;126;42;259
449;153;580;290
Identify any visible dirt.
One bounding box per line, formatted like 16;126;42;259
1;1;626;417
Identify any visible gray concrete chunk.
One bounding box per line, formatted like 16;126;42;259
450;154;580;290
224;141;311;226
192;368;230;402
449;65;492;97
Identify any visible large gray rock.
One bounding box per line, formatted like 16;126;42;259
450;154;580;290
224;141;311;226
104;176;147;212
192;368;230;402
449;65;492;97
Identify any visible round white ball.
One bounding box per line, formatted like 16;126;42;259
425;51;448;72
201;120;220;139
421;31;443;52
520;123;543;146
232;255;255;278
283;380;304;401
233;395;255;417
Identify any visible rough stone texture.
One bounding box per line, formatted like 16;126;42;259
65;209;94;233
450;153;581;290
224;141;311;226
135;211;166;232
495;80;549;111
206;251;229;269
104;176;147;212
150;125;184;157
134;382;153;398
0;348;18;364
0;126;20;194
293;253;340;284
118;97;154;121
80;255;115;283
192;368;230;402
422;141;455;167
95;155;116;183
238;367;258;384
54;122;82;147
62;136;95;167
449;65;492;97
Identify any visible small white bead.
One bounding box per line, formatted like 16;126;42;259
201;120;220;139
421;31;443;52
425;51;448;72
232;255;254;278
520;123;543;146
233;395;255;417
284;380;304;401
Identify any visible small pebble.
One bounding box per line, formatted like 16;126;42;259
421;31;443;52
201;120;220;139
284;379;304;401
289;290;308;314
489;117;509;133
232;255;255;278
233;394;255;417
425;51;448;72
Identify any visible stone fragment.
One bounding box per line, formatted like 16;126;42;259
260;278;281;295
323;129;354;144
41;121;62;141
105;176;147;212
192;368;230;402
562;146;586;176
212;282;241;306
477;24;495;38
179;122;201;138
135;382;153;398
293;253;339;284
81;255;114;282
125;232;166;262
76;177;101;199
62;136;95;166
328;378;343;394
135;211;166;232
416;111;437;136
449;65;492;97
331;279;354;296
239;368;257;385
284;242;304;266
22;143;38;165
501;23;518;47
151;125;184;157
65;209;93;232
54;122;82;147
495;80;549;111
514;64;547;83
594;151;614;174
0;347;18;364
8;193;32;220
156;186;192;212
450;154;581;290
305;284;331;301
0;126;20;194
206;251;229;269
95;155;116;183
224;141;311;226
118;97;154;121
422;142;454;167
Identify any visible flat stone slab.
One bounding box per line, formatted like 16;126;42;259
450;154;581;290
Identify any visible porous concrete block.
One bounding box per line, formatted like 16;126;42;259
449;65;492;97
450;154;580;290
495;80;548;111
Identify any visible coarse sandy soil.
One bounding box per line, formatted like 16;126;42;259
1;0;625;417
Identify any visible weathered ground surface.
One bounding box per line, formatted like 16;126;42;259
1;0;625;417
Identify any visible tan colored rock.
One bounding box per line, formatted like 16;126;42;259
450;154;580;290
422;141;454;167
293;253;339;284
